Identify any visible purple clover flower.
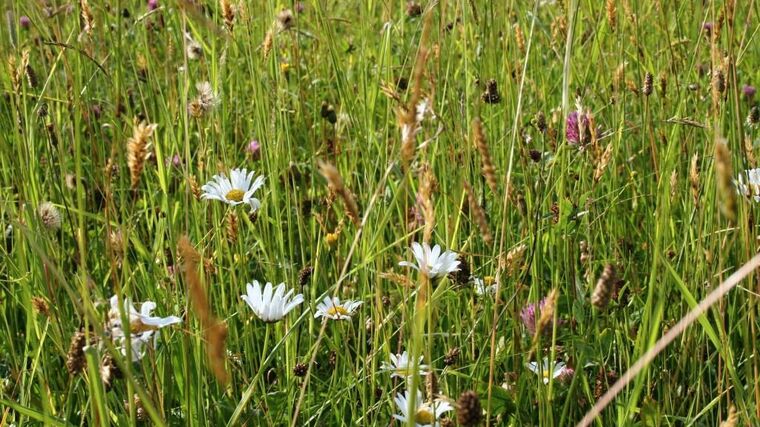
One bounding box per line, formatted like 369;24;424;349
20;16;31;30
246;140;261;159
566;111;591;145
743;84;756;102
520;297;564;336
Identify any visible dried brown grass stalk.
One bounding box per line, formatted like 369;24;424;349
463;181;492;245
577;253;760;427
472;118;498;194
318;161;360;226
127;120;157;192
178;236;229;385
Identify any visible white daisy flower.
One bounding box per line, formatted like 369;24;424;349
380;350;428;379
526;358;570;385
399;242;460;279
314;296;362;320
108;295;182;334
107;295;181;361
201;168;266;211
736;168;760;202
241;280;304;323
393;390;453;427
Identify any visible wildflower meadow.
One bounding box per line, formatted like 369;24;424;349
1;0;760;426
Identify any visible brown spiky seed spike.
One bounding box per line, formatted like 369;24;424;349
536;289;558;335
66;331;87;376
658;71;667;95
463;181;493;245
293;362;308;377
720;406;738;427
262;30;274;59
593;143;614;182
418;163;438;243
318;160;361;227
472;118;498;194
642;72;653;96
715;139;736;222
592;264;616;309
127;120;157;191
226;211;238;244
606;0;617;31
132;394;148;422
444;347;460;366
689;153;700;207
298;265;314;287
748;105;760;126
426;371;438;400
220;0;235;33
32;297;50;316
188;175;201;199
514;23;525;54
456;390;483;427
80;0;94;34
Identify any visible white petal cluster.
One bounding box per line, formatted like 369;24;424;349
526;358;570;385
241;280;304;323
735;168;760;202
107;295;181;362
393;390;453;427
380;351;428;379
201;168;266;211
399;242;460;279
314;296;362;320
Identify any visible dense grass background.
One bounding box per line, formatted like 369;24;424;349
1;0;759;425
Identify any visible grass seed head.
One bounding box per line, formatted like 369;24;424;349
127;120;157;191
642;72;653;96
66;330;87;376
456;390;483;427
592;264;616;309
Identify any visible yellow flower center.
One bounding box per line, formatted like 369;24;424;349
484;276;496;286
327;305;348;317
225;189;245;202
414;407;435;424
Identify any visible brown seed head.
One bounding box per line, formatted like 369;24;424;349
127;120;157;191
66;331;87;376
472;118;498;194
592;264;616;309
456;390;483;426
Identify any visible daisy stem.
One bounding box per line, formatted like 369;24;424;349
408;273;430;426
